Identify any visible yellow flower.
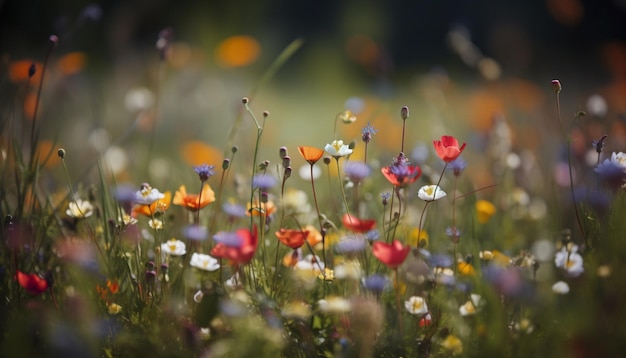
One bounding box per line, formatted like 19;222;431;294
475;200;496;224
457;261;475;276
407;228;428;247
441;335;463;355
107;303;122;315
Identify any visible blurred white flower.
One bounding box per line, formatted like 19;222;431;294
66;199;94;218
161;239;186;256
552;281;570;294
190;253;220;272
459;294;482;316
554;246;584;277
318;296;351;314
148;219;163;230
405;296;429;315
418;185;447;202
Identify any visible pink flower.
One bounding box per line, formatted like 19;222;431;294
433;136;466;163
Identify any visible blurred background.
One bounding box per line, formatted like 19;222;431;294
2;0;626;192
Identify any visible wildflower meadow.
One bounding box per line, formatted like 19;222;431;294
2;3;626;357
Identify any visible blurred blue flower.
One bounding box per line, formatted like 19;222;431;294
365;229;380;241
252;174;277;190
335;236;366;253
222;202;247;218
193;163;216;182
344;161;371;180
184;225;208;241
429;253;453;268
361;122;377;143
213;231;243;248
362;274;388;293
447;156;467;176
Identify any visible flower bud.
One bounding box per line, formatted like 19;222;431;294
401;106;409;120
284;166;292;179
551;80;561;93
222;158;230;170
242;97;249;104
57;148;66;159
282;156;291;168
28;63;36;78
279;146;288;159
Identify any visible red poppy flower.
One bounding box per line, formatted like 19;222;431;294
275;228;309;249
298;146;325;165
342;214;376;233
211;226;258;265
381;165;421;187
16;270;48;295
372;240;410;269
433;135;466;163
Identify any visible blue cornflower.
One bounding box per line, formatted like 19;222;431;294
252;174;277;190
429;253;453;268
335;236;366;253
381;192;391;206
184;225;208;241
447;156;467;176
361;122;377;143
193;164;216;182
213;231;243;248
222;201;247;218
362;274;389;293
365;229;380;241
343;161;371;181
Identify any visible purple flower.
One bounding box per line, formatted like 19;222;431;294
213;232;243;248
445;227;461;238
184;225;208;241
361;122;377;143
381;192;391;206
447;157;467;176
252;174;277;190
429;254;453;268
193;164;216;182
222;202;247;218
335;236;366;253
343;161;371;181
365;230;380;241
362;274;388;293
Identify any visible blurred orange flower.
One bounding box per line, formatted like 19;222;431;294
181;141;223;167
56;52;86;76
298;146;325;165
247;200;276;217
215;35;261;68
8;60;41;84
276;228;309;249
133;191;171;217
173;184;215;211
304;224;323;246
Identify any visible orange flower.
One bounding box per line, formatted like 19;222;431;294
8;59;42;84
304;224;323;246
276;228;309;249
173;184;215;211
342;214;376;233
247;200;276;217
433;136;466;163
133;191;171;217
372;240;410;270
298;146;325;165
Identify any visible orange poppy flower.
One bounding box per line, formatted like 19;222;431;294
304;224;323;246
173;184;215;211
298;146;325;165
276;228;309;249
342;214;376;233
247;200;276;217
133;191;172;217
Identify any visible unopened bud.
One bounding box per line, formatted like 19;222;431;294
263;110;270;118
279;146;288;159
222;158;230;170
284;166;292;179
49;35;59;45
551;80;561;93
231;146;238;154
282;156;291;168
348;141;356;150
401;106;409;120
242;97;249;104
261;191;269;203
57;148;66;159
323;156;332;165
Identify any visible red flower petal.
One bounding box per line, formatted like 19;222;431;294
342;214;376;233
16;270;48;295
372;240;410;269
